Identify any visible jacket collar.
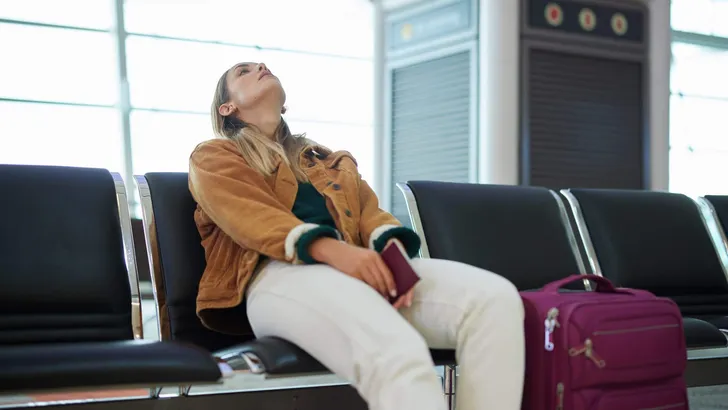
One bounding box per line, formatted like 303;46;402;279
301;145;357;169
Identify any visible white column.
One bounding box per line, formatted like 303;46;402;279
478;0;520;185
645;0;671;191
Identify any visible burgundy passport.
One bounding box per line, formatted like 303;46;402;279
380;240;420;303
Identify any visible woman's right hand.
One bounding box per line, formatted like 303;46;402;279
309;238;397;299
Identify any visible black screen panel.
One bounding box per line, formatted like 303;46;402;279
524;47;644;189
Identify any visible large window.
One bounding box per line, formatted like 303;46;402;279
123;0;375;190
0;0;375;214
0;102;123;170
670;0;728;196
0;5;121;172
0;0;115;29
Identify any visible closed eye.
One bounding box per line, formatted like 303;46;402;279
235;64;251;76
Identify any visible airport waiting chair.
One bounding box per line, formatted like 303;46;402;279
560;188;728;349
398;180;587;408
134;173;458;398
398;181;587;289
0;165;222;396
398;181;727;351
399;181;728;386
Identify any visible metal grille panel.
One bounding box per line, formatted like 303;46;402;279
526;48;644;189
390;51;472;226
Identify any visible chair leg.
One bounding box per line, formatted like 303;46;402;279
443;365;456;410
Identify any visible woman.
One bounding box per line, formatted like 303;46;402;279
188;62;525;410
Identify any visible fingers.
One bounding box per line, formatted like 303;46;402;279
359;268;384;296
358;252;395;298
374;255;397;299
365;264;388;296
393;289;414;310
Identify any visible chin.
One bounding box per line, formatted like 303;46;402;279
255;78;286;107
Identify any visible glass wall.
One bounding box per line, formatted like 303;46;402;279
670;0;728;196
0;0;374;214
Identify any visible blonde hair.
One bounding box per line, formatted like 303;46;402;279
211;68;313;181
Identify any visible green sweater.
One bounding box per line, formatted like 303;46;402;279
292;183;421;264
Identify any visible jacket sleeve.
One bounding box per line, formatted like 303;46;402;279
358;177;421;258
189;141;339;264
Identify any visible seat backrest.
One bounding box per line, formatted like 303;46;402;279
402;181;585;291
564;188;728;315
0;164;134;345
704;195;728;243
139;173;247;352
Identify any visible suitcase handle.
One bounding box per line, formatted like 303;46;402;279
544;274;627;294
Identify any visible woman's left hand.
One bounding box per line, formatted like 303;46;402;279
393;287;414;309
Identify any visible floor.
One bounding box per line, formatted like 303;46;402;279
690;387;728;409
5;384;728;409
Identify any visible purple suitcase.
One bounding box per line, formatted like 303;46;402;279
521;275;688;410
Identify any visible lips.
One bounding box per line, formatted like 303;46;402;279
259;70;273;80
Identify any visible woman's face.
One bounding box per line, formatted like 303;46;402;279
221;62;285;116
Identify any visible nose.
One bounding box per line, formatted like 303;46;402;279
257;63;267;72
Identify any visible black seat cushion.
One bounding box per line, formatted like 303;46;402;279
145;173;248;352
568;189;728;316
691;315;728;332
0;165;132;344
0;340;222;393
683;318;727;349
407;181;583;291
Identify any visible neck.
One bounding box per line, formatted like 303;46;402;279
242;109;282;140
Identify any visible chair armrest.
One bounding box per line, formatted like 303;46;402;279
0;340;222;394
683;317;728;349
214;336;327;375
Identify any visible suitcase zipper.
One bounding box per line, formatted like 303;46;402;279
544;308;560;351
592;323;678;335
547;307;563;410
555;382;564;410
568;338;606;368
639;403;685;410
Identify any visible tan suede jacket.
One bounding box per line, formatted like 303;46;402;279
189;138;403;335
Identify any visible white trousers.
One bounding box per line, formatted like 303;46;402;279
245;258;525;410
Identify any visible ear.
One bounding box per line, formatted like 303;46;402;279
281;106;287;114
218;103;236;117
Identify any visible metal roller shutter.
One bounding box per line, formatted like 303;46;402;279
526;48;644;189
390;50;473;226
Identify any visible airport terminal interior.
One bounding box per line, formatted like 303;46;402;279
3;0;728;409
